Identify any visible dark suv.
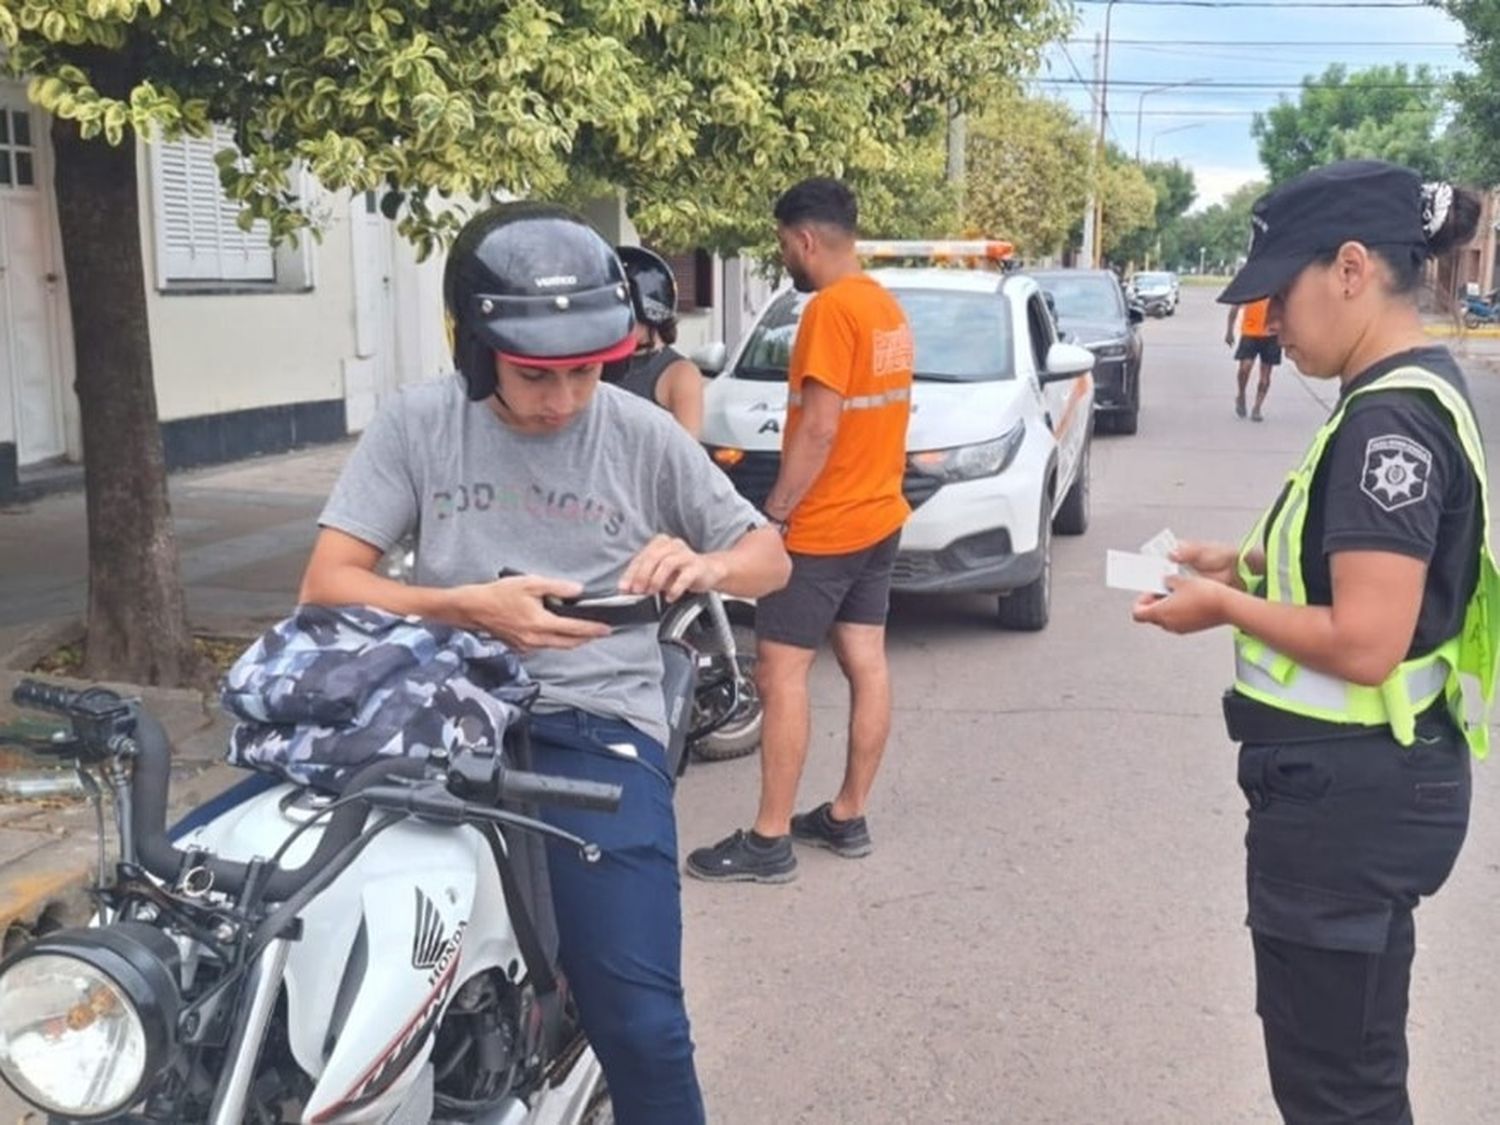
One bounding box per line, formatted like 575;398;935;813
1026;269;1145;435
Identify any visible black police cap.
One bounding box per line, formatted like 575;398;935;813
1218;160;1437;306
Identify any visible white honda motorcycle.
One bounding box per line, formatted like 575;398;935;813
0;673;687;1124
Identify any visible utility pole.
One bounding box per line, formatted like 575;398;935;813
1093;0;1121;269
1080;34;1102;268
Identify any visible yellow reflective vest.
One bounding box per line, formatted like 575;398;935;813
1233;365;1500;757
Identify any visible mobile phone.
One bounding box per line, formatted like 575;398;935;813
543;592;662;626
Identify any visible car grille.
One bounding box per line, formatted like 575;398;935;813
715;451;941;512
890;553;944;583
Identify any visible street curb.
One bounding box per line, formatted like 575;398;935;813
0;624;264;944
0;618;246;764
1425;324;1500;339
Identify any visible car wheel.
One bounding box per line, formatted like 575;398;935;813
1053;437;1091;536
1108;370;1140;435
997;507;1051;631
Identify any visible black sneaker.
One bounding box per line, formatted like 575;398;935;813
790;803;872;858
685;830;797;884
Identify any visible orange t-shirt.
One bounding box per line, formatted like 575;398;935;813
784;274;914;555
1240;298;1272;338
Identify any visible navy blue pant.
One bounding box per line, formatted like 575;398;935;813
527;710;706;1125
1238;709;1471;1124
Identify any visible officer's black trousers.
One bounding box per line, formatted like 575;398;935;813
1237;709;1470;1125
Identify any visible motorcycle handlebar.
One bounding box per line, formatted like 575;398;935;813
12;679;620;903
11;679;81;714
499;769;622;813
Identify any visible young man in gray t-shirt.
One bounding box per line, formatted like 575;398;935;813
299;203;788;1125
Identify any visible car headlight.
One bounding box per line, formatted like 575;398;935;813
1089;341;1129;360
0;925;181;1119
909;420;1026;484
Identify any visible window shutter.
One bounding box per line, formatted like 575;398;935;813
153;126;275;283
660;249;715;313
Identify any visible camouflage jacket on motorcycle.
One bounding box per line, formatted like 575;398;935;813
221;605;533;790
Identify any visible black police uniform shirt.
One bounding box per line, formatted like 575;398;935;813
1268;346;1481;659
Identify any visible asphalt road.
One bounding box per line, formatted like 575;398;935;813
4;288;1499;1125
678;286;1500;1124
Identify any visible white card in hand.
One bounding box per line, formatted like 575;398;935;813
1138;528;1179;560
1106;549;1179;595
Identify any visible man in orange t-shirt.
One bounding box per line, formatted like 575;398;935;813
687;177;913;884
1225;297;1282;421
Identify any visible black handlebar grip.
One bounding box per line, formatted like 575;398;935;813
11;680;80;715
501;770;623;813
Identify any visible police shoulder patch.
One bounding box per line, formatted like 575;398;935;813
1360;434;1433;513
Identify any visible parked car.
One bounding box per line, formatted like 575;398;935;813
698;242;1096;630
1026;268;1145;435
1128;270;1178;316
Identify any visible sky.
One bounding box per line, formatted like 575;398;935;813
1033;0;1472;210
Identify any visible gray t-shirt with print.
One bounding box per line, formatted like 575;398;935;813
318;376;762;746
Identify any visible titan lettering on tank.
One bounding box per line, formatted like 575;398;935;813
330;920;469;1112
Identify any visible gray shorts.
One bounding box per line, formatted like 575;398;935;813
756;531;900;650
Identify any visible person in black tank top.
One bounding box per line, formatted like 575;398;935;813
605;245;706;436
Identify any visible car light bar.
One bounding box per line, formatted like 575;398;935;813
855;240;1015;263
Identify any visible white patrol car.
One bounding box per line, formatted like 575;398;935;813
698;241;1096;630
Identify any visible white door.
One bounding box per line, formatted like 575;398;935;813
347;191;398;431
0;94;66;465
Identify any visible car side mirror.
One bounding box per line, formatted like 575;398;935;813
1040;342;1095;384
1127;305;1146;325
691;341;728;376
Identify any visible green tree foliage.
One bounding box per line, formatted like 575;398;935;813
964;93;1093;256
1161;180;1266;274
1445;0;1500;187
964;96;1160;261
0;0;1068;681
1112;159;1195;266
1252;64;1450;184
2;0;1066;254
1098;156;1156;259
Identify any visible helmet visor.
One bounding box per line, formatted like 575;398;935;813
468;284;635;368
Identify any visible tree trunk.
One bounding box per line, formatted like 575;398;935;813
51;110;196;685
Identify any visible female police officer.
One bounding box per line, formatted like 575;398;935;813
1133;160;1497;1123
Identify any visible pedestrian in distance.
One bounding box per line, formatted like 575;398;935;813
1227;296;1282;421
1134;160;1495;1124
687;177;915;884
603;245;706;437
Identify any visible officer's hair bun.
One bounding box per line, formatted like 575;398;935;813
1423;182;1482;256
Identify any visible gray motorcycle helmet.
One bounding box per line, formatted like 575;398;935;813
443;203;637;401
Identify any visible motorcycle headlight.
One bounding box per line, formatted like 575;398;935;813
909;420;1026;484
0;925;181;1119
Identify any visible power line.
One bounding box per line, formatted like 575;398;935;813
1116;43;1464;64
1076;0;1427;7
1056;42;1104;111
1064;37;1464;45
1034;77;1452;90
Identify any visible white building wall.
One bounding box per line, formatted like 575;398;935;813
137;164;360;424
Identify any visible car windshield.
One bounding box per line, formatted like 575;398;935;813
1039;276;1125;323
733;287;1013;383
1134;273;1171;288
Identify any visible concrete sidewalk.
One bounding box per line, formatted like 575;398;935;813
0;439;357;946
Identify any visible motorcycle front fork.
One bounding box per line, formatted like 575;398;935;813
703;592;739;662
208;938;293;1125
